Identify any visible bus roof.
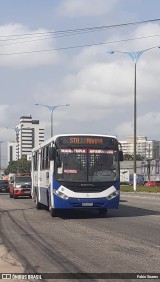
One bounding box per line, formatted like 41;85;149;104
32;133;118;152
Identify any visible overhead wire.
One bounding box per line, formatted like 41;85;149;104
0;18;160;56
0;17;160;41
0;34;160;56
0;33;160;49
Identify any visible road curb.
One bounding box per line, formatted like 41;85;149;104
121;191;160;199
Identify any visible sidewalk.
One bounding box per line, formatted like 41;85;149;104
121;191;160;197
0;243;27;282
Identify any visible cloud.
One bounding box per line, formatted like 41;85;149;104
137;112;160;138
54;22;160;141
54;0;119;18
1;20;160;167
63;61;133;114
0;105;9;126
116;112;160;140
0;23;63;68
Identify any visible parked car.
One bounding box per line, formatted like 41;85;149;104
9;174;31;199
0;180;9;193
129;174;145;186
145;181;160;187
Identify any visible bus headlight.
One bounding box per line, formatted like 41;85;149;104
53;189;69;200
107;190;119;200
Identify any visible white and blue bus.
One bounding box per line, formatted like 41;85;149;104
31;134;123;217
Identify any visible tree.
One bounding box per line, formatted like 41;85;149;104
123;153;133;160
123;153;144;161
6;156;31;174
136;154;144;161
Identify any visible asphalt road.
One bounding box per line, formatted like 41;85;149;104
0;192;160;281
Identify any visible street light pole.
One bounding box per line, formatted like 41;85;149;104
0;141;5;178
107;46;157;192
51;110;53;137
35;103;70;137
134;59;137;192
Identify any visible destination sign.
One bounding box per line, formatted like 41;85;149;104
55;135;117;149
69;137;104;145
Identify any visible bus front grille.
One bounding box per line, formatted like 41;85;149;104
68;186;106;193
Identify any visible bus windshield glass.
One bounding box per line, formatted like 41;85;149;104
55;148;119;183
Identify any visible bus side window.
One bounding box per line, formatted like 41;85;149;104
49;147;56;161
56;150;62;168
45;146;49;169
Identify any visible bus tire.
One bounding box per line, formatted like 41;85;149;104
35;193;42;210
99;208;107;216
50;207;56;217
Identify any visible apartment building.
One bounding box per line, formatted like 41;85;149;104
8;115;44;162
120;136;160;160
8;141;17;162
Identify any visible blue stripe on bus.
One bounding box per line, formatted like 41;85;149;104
53;177;61;189
54;194;120;209
39;180;120;209
114;181;120;190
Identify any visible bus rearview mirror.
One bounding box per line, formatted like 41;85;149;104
119;151;123;161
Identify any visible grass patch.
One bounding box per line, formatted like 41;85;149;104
120;185;160;193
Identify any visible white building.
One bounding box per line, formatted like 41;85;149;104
120;136;160;160
8;141;17;162
141;159;160;181
8;115;44;162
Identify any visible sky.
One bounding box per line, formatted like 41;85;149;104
1;0;160;167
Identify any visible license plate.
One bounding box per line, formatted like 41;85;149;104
82;203;93;207
24;191;30;194
2;189;5;191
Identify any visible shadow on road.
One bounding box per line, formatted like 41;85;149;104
54;202;160;220
109;203;160;218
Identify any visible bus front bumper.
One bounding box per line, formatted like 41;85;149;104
53;193;120;209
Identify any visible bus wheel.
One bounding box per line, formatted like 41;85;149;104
50;207;56;217
35;194;42;210
99;208;107;216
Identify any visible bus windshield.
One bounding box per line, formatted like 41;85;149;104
55;148;119;183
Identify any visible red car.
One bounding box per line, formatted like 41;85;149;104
145;181;160;187
9;175;31;199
